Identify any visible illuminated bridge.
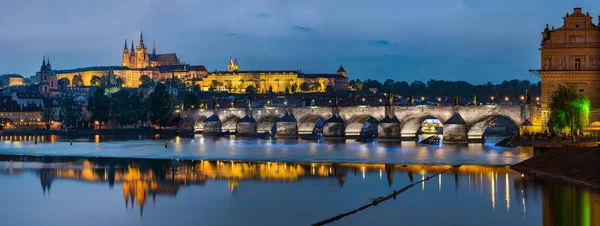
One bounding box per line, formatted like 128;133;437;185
193;105;541;143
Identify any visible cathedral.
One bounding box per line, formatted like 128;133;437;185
121;32;181;68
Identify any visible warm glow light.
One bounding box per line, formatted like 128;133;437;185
491;96;494;100
504;97;509;101
520;96;524;100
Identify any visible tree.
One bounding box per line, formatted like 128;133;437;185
112;90;131;128
285;87;290;94
129;92;145;128
88;88;110;130
90;75;103;86
352;79;363;91
549;85;590;135
72;74;84;86
209;80;221;91
291;83;298;93
146;83;173;129
116;77;126;87
139;75;154;88
61;96;81;126
268;85;273;93
245;85;256;94
182;92;198;109
300;82;311;92
58;78;70;90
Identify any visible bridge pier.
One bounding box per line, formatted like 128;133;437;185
275;112;298;139
203;115;222;136
323;114;346;139
236;115;257;137
378;116;401;140
442;112;468;144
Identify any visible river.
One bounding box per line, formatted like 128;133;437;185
0;135;597;226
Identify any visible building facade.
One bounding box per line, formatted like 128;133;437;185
196;59;349;93
538;8;600;127
55;32;207;88
38;57;59;95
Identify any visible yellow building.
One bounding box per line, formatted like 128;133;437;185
0;74;24;87
196;58;349;93
537;8;600;127
55;32;207;88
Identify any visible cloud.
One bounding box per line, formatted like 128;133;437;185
368;40;391;46
293;25;313;32
255;13;270;18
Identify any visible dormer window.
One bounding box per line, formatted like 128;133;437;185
575;58;581;70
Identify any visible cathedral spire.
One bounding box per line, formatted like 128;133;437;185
152;39;156;55
124;39;128;50
46;57;51;70
139;31;144;47
130;40;135;56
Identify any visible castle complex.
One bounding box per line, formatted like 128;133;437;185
52;32;348;92
538;8;600;127
55;32;207;88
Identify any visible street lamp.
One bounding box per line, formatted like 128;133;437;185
504;97;509;101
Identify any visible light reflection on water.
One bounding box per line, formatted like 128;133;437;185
0;155;598;226
0;135;532;165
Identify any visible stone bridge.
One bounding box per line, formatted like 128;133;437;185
192;105;541;143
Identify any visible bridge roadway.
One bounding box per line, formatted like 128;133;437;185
192;105;541;143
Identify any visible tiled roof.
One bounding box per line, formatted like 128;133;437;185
149;53;179;64
54;66;127;74
15;92;44;99
301;74;345;79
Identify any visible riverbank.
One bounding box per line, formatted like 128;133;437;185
0;128;194;136
512;146;600;189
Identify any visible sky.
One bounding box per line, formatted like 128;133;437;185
0;0;598;84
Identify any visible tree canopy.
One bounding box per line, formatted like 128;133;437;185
146;83;173;129
549;85;590;135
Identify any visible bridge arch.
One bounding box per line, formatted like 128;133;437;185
257;115;281;133
345;114;374;136
221;115;241;132
467;114;520;141
400;114;445;139
298;115;325;135
194;115;209;132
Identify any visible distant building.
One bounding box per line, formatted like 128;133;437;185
537;8;600;126
37;57;59;95
55;32;207;88
11;92;45;110
195;58;349;93
0;74;24;87
0;98;44;130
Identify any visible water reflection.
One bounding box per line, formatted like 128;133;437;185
0;155;598;225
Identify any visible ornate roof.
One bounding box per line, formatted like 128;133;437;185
337;65;346;73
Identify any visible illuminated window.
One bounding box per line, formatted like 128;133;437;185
575;58;581;70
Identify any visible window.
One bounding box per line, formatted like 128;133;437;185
575;58;581;70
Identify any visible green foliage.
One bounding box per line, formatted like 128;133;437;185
300;82;311;92
182;92;198;109
88;88;110;129
90;75;104;86
58;78;70;90
549;85;590;134
146;83;173;129
245;85;256;93
139;75;154;88
61;96;81;125
72;74;84;86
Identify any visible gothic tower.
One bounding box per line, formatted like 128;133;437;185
122;39;130;67
233;58;239;71
228;57;234;72
130;40;136;67
135;32;149;68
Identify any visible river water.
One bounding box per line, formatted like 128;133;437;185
0;135;598;226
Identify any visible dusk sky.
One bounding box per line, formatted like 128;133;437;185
0;0;598;84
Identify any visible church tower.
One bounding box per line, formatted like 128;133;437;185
122;39;130;67
135;32;150;68
233;58;239;71
337;65;346;77
228;57;234;72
